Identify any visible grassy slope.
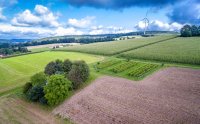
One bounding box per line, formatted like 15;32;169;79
0;51;103;95
120;37;200;65
56;35;177;55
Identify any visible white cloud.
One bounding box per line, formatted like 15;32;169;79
35;5;49;15
55;27;83;36
89;25;133;35
135;20;183;31
68;16;95;28
11;5;60;28
0;23;84;39
0;8;6;21
11;10;41;26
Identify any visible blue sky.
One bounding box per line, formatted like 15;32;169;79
0;0;199;39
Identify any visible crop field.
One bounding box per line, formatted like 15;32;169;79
95;59;161;80
56;35;176;55
0;51;103;95
54;68;200;124
120;37;200;65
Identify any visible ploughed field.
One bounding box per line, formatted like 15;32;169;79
95;59;162;80
120;37;200;65
0;51;102;95
56;35;176;55
53;67;200;124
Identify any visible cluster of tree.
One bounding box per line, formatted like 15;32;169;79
23;59;89;106
180;25;200;37
22;37;115;47
0;46;28;55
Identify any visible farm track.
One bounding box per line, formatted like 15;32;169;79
54;67;200;124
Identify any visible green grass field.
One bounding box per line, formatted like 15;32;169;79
0;51;103;95
56;35;176;55
119;37;200;65
29;47;51;52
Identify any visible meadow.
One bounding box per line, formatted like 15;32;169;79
0;51;103;95
56;35;176;55
119;37;200;65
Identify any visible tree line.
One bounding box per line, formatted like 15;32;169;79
181;25;200;37
0;44;28;55
22;37;115;46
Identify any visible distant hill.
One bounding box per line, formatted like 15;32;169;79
0;39;33;43
0;31;178;45
33;31;178;42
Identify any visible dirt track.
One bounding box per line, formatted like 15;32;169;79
53;67;200;124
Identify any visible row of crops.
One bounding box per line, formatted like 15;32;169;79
96;59;161;80
56;35;177;55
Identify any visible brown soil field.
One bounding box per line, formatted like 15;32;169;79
53;67;200;124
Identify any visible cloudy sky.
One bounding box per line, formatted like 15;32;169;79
0;0;199;39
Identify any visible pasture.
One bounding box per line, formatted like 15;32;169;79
56;35;176;55
0;51;103;95
120;37;200;65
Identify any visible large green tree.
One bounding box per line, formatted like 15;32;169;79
44;61;57;75
180;25;192;37
44;75;72;106
30;72;47;86
63;59;72;73
191;25;199;36
68;61;89;89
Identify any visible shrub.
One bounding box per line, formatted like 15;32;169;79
44;74;72;106
63;59;72;73
44;61;57;75
68;61;89;89
23;82;32;94
30;72;47;86
26;85;45;102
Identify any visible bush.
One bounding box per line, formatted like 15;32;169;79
44;74;72;106
26;85;45;102
23;82;32;94
63;59;72;73
44;61;57;75
30;72;47;86
68;61;89;89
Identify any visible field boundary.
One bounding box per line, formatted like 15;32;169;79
1;51;47;59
